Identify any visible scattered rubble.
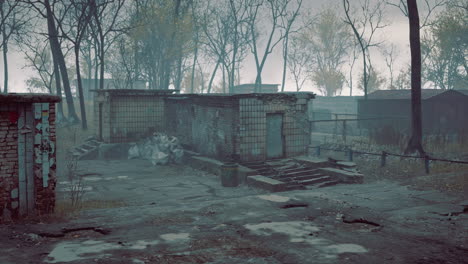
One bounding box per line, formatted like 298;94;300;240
128;133;184;165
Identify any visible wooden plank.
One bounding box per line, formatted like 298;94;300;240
17;105;27;216
41;103;50;188
25;105;35;214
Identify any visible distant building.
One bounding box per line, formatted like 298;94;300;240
75;79;147;101
358;89;468;134
232;84;279;94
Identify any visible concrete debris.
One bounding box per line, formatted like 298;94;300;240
128;133;184;165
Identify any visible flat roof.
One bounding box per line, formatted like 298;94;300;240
365;89;468;100
0;93;61;103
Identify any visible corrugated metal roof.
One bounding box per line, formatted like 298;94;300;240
366;89;468;100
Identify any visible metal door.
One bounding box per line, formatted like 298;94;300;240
266;114;284;159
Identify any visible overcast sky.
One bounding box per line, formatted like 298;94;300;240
1;0;414;95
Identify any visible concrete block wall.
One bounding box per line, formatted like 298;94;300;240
239;94;311;161
0;94;59;221
110;96;165;143
165;97;238;161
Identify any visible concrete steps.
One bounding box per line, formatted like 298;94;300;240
69;137;102;160
242;157;363;192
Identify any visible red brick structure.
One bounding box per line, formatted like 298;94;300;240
0;94;60;220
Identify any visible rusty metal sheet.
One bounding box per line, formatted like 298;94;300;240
266;114;284;159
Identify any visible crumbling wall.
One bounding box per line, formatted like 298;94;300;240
0;98;57;220
0;105;19;220
166;97;238;161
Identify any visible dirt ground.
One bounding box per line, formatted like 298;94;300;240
0;158;467;264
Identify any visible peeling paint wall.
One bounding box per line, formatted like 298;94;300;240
0;98;57;221
165;97;238;161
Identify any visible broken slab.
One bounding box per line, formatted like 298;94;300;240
318;168;364;184
247;175;288;192
294;156;329;169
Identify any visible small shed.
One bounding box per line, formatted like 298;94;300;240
94;90;314;161
358;89;468;134
0;93;60;220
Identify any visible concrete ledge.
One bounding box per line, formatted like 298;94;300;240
188;156;254;185
294;156;329;169
238;165;257;184
247;175;287;192
189;156;224;176
318;167;364;184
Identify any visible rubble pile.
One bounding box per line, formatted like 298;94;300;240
128;133;184;165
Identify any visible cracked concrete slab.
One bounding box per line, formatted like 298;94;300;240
1;159;467;264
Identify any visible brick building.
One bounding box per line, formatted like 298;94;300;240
94;90;314;162
0;93;60;220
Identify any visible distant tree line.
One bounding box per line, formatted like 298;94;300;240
0;0;465;130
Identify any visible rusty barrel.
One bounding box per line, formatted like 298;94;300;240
220;162;239;187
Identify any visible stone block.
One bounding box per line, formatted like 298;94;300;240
247;175;287;192
294;156;329;169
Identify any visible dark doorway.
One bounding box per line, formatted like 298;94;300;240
266;113;284;159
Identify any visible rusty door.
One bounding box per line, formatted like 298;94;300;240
18;104;35;216
266;113;284;159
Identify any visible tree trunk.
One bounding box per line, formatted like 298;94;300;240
45;0;79;123
281;35;289;92
99;35;105;90
2;41;7;93
207;60;220;94
1;2;7;93
52;51;66;123
190;36;198;93
405;0;425;155
75;47;87;130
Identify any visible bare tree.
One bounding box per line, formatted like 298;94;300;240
25;0;80;123
90;0;126;90
0;1;27;93
381;44;399;89
56;1;94;130
247;0;295;92
405;0;425;155
345;37;359;96
301;8;351;96
287;34;311;91
343;0;387;99
386;0;447;29
278;0;303;92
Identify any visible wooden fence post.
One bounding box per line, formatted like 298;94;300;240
424;155;430;174
381;151;387;167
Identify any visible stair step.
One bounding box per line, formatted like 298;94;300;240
315;180;341;188
283;184;306;191
298;176;333;186
282;169;320;178
289;174;327;181
281;167;314;174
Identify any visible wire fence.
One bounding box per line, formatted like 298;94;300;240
309;111;468;174
309;145;468;174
